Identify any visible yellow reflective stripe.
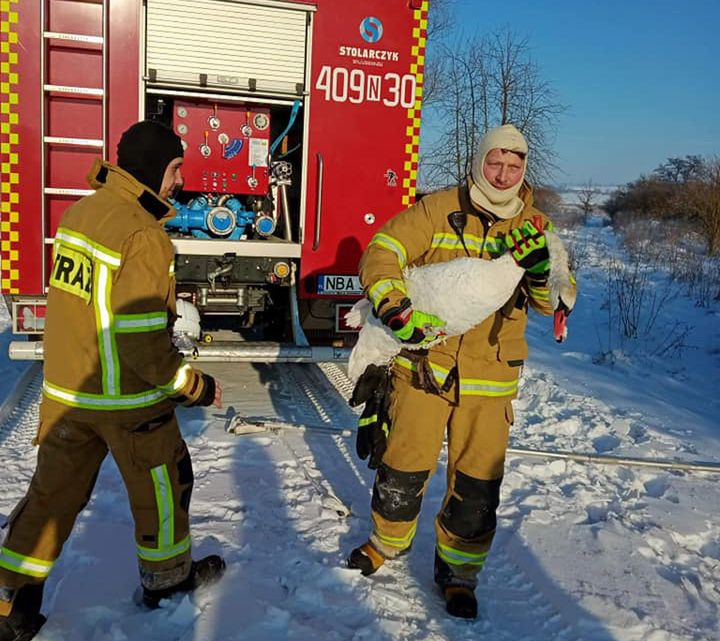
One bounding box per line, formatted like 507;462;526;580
369;232;408;268
115;312;168;333
436;542;488;566
358;414;377;427
55;227;121;267
43;380;166;410
151;464;174;549
431;233;481;253
376;523;417;549
168;260;175;276
458;377;518;397
95;264;119;395
158;363;191;395
431;233;470;252
528;285;550;301
137;535;191;562
430;233;506;255
0;547;54;579
367;278;406;308
395;355;449;383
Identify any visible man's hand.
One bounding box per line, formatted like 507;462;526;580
381;298;446;347
505;220;550;275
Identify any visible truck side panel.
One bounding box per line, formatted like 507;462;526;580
301;0;428;299
2;0;42;295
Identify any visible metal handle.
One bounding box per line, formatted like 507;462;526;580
313;153;324;251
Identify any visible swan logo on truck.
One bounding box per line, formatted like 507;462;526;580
360;17;383;43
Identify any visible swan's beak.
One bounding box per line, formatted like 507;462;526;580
553;308;568;342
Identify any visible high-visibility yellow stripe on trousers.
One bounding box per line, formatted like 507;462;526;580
436;542;488;567
0;547;53;579
136;464;191;562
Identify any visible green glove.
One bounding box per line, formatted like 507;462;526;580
505;220;550;275
380;298;446;346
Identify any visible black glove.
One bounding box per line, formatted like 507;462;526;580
350;364;392;470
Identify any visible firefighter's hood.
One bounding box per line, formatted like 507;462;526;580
87;159;177;225
469;124;528;220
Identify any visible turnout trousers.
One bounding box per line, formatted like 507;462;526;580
369;375;513;586
0;408;194;616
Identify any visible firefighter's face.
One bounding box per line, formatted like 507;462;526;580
482;148;525;189
159;157;184;200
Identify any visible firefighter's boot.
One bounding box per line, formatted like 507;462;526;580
434;551;478;619
346;541;386;576
142;555;226;609
0;584;46;641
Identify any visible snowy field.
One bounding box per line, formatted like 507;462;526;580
1;220;719;641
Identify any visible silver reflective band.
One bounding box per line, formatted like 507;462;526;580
137;535;191;562
0;547;54;579
43;380;166;409
55;228;122;267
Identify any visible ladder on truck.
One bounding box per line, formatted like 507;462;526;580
40;0;108;286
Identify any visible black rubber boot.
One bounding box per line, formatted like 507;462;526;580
434;550;478;619
443;585;478;619
346;542;386;576
142;555;226;609
0;584;46;641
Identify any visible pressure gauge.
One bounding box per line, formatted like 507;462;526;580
253;113;269;131
218;132;230;145
241;123;252;137
200;144;211;158
177;123;188;135
177;106;188;118
208;115;220;130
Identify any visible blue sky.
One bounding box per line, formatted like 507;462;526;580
436;0;720;186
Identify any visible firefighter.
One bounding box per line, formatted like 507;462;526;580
0;121;225;641
347;125;577;619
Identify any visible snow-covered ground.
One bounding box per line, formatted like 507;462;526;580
1;220;719;641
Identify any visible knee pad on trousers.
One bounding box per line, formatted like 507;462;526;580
440;471;502;539
372;463;429;522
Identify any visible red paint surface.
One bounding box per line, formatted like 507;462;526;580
301;1;421;298
173;101;271;196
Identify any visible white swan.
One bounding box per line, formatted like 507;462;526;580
346;231;576;383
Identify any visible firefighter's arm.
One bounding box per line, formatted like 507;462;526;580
112;229;216;406
359;199;435;319
522;213;577;316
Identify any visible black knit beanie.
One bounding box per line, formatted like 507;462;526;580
117;120;184;194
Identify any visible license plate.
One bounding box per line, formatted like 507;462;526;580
316;274;362;296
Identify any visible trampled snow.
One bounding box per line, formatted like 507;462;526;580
0;219;718;641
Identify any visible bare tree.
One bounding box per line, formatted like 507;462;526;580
576;180;599;223
654;155;704;183
420;27;565;188
422;0;456;106
533;185;563;213
682;158;720;255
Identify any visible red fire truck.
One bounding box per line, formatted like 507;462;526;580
0;0;429;361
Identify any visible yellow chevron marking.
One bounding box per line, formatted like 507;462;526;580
1;0;21;293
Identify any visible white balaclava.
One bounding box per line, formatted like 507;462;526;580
469;124;528;220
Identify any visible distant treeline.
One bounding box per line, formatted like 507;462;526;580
603;156;720;255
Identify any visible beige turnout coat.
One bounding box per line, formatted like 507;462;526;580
359;182;570;403
41;160;209;426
